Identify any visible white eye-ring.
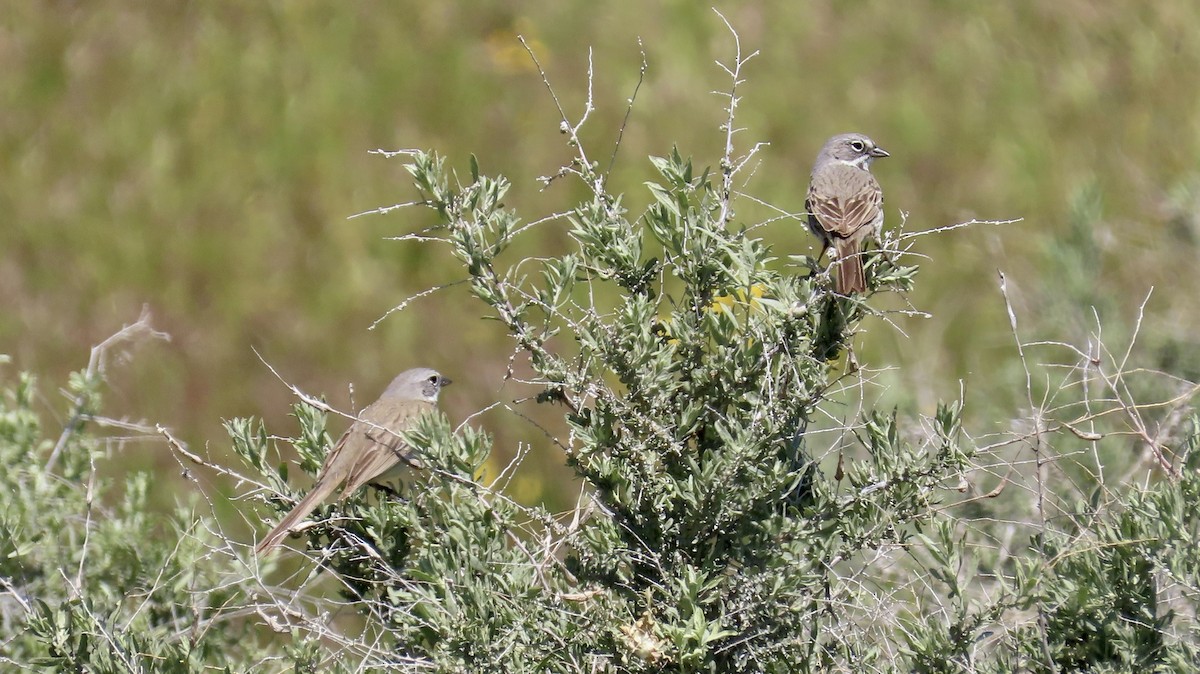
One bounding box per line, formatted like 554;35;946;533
850;140;866;153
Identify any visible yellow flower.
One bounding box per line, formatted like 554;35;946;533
709;283;767;313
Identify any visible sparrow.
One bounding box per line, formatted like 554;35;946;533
805;132;889;294
255;367;450;555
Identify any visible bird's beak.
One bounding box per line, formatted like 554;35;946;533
441;377;453;387
870;146;890;158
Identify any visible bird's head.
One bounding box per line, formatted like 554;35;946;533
819;132;889;170
384;368;452;403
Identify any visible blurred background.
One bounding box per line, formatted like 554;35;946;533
3;2;1199;511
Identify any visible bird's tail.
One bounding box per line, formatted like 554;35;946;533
255;479;336;556
834;240;866;295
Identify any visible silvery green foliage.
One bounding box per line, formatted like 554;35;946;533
387;147;966;671
1;153;1196;673
294;146;1200;673
3;150;1196;674
0;369;294;672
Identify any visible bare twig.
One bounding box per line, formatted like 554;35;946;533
606;37;648;179
369;280;469;330
897;218;1023;242
712;9;763;227
46;306;170;473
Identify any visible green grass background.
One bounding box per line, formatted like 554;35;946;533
3;2;1199;509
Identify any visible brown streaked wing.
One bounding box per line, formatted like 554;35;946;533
807;165;883;241
339;399;433;495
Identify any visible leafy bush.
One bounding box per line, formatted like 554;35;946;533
237;27;1200;673
5;23;1200;674
0;320;295;671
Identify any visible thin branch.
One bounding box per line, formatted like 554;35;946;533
46;306;170;473
897;217;1023;242
712;8;761;227
606;37;648;179
369;280;469;330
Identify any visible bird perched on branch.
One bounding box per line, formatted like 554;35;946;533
806;132;889;294
255;367;451;555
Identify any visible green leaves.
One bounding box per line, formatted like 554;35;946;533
395;141;950;669
570;194;644;288
224;75;1200;674
3;367;277;672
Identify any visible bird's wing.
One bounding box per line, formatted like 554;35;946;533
339;399;433;495
806;164;883;241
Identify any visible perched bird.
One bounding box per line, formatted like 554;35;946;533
805;132;889;294
255;368;451;555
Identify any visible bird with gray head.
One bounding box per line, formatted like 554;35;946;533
255;367;451;555
805;132;889;294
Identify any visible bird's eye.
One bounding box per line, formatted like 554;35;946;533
428;375;439;385
850;140;866;153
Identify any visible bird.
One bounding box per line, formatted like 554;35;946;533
805;132;889;294
255;367;451;555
